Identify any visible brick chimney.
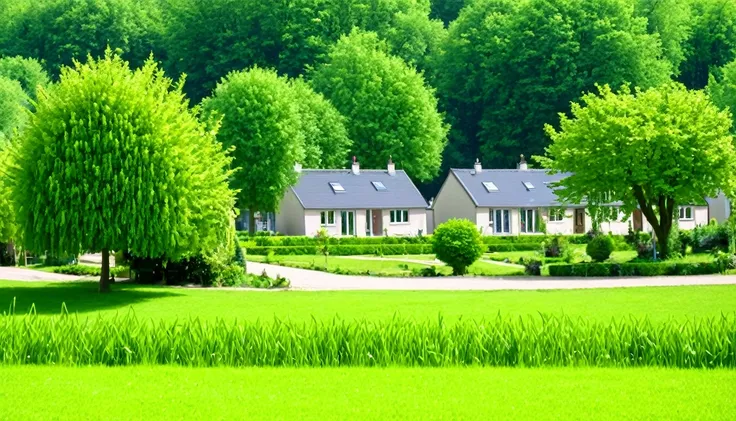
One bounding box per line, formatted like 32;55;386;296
518;154;528;170
351;156;360;175
387;155;396;176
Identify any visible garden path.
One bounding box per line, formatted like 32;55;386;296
246;262;736;291
0;267;81;282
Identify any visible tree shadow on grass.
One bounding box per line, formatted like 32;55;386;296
0;281;181;316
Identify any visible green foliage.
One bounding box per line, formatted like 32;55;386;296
430;0;466;25
432;219;484;275
523;259;543;276
539;83;736;259
543;236;568;258
436;0;671;170
10;52;237;287
2;312;734;368
708;58;736;131
310;30;448;182
689;222;730;253
245;270;290;289
0;56;50;101
678;0;736;89
634;0;691;75
202;67;303;215
0;0;164;78
548;261;721;277
245;244;434;256
713;251;736;273
0;76;28;144
586;236;614;262
289;78;352;169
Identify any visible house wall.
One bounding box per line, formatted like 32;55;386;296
432;172;477;230
639;206;709;232
382;208;427;236
426;209;434;234
544;208;576;235
274;190;306;236
707;193;730;223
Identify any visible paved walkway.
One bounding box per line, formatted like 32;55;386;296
0;267;81;282
246;261;736;291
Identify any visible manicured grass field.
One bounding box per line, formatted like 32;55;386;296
1;280;734;323
247;254;524;276
1;366;733;420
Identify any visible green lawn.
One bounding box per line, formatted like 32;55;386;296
1;280;734;323
1;366;733;420
247;254;524;276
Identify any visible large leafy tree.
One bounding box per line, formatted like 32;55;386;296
310;30;448;182
435;0;671;171
708;59;736;130
429;0;467;26
162;0;442;102
1;0;163;78
678;0;736;90
634;0;692;75
0;56;50;101
9;51;236;292
201;67;304;232
0;77;28;144
290;78;352;169
538;83;736;258
0;146;16;242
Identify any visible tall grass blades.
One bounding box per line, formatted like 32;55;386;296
0;313;734;368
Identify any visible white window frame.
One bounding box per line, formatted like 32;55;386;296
390;209;409;224
520;208;537;233
320;210;335;226
491;209;511;234
548;208;565;222
679;206;693;221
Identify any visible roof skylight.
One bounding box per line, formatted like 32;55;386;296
372;181;387;191
482;181;498;192
523;181;535;191
329;182;345;193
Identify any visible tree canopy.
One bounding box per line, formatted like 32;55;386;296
201;67;304;223
0;56;50;101
435;0;672;171
290;78;352;169
708;59;736;131
9;51;236;291
538;83;736;258
311;30;448;182
0;77;28;144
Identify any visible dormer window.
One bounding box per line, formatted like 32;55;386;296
482;181;498;192
523;181;535;191
329;182;345;193
372;181;387;191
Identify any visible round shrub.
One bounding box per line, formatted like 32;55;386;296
543;235;568;257
586;235;614;262
432;219;485;275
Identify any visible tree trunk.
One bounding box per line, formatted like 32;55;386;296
248;210;256;235
100;249;111;293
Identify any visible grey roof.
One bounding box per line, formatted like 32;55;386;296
291;169;428;210
450;169;577;208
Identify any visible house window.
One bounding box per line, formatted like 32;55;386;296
548;208;565;222
482;181;498;192
679;206;693;220
492;209;510;234
320;211;335;226
371;181;387;191
390;209;409;224
329;182;345;193
520;208;538;233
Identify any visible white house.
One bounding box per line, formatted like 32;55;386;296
275;159;428;237
432;157;709;235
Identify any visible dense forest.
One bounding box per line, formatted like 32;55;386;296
1;0;735;198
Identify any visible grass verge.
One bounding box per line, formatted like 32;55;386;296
0;366;733;421
1;281;735;323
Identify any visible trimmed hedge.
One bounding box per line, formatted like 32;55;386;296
245;244;433;256
548;262;720;277
485;243;542;252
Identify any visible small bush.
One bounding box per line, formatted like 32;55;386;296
713;251;736;273
586;236;614;262
524;259;542;276
433;219;485;275
411;266;440;277
543;236;568;257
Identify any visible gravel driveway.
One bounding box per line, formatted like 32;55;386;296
246;261;736;291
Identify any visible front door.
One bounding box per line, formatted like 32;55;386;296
574;208;585;234
372;209;382;236
633;209;643;232
341;211;355;236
